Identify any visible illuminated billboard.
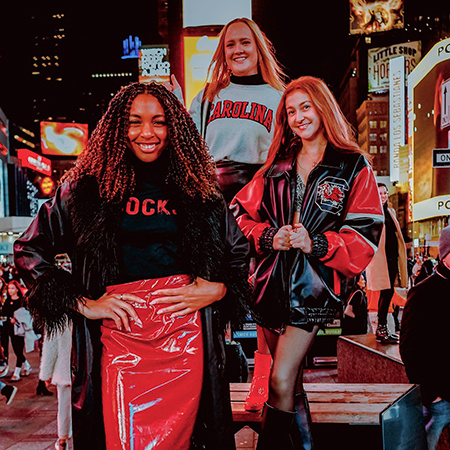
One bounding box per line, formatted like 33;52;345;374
368;41;421;93
183;0;251;27
122;35;142;60
408;38;450;221
40;122;88;156
389;56;405;183
184;35;219;109
349;0;404;35
18;149;51;176
139;45;171;84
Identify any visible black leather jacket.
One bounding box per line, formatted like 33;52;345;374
14;176;250;450
231;145;383;331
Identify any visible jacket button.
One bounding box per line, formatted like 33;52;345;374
218;364;225;370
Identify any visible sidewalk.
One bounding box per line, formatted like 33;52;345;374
0;345;68;450
0;343;337;450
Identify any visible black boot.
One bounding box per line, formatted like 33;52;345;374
36;380;53;396
376;324;399;344
291;392;314;449
256;402;296;450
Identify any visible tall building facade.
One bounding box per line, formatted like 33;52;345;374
356;98;389;177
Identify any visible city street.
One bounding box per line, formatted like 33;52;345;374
0;344;70;450
0;339;338;450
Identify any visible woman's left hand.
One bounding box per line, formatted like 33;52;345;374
150;277;227;318
289;223;312;254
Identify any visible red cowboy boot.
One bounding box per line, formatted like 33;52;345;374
245;351;272;411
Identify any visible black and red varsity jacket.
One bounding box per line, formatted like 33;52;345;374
230;144;384;331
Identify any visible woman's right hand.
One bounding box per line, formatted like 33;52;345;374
163;75;185;105
273;225;293;251
163;74;181;92
77;293;145;332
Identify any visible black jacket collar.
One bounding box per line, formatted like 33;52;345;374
267;144;352;177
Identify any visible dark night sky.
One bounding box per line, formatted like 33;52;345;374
0;1;447;128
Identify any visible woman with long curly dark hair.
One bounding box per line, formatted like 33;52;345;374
14;82;250;450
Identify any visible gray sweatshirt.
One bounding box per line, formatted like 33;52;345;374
189;82;282;164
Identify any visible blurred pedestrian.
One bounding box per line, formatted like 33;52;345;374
0;276;8;375
40;322;72;449
1;280;32;381
414;257;436;284
412;254;422;283
0;379;17;405
365;183;408;344
400;225;450;449
14;81;250;450
341;273;369;336
231;75;383;449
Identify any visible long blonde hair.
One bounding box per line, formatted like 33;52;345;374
204;18;286;102
261;76;370;174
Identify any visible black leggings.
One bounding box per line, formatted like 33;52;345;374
378;260;398;326
377;288;394;326
1;323;25;367
11;335;25;367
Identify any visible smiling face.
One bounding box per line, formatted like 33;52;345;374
224;22;259;77
285;90;323;142
127;94;169;164
378;185;388;205
7;282;19;299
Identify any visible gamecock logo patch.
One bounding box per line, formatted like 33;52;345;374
316;177;349;215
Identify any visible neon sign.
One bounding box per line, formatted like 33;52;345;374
122;36;142;60
18;149;52;176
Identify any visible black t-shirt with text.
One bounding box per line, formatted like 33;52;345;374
118;155;187;282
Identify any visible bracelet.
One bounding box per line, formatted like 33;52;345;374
259;227;278;252
310;233;328;258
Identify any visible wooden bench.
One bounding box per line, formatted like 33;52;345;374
230;382;427;450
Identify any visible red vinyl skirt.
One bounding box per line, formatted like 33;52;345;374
100;275;204;450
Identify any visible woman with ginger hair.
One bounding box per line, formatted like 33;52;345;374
231;76;383;449
14;81;250;450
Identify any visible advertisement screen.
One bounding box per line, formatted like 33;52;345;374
408;38;450;221
349;0;404;35
18;149;51;176
183;0;251;27
368;41;421;93
184;35;219;109
139;45;171;84
40;122;88;156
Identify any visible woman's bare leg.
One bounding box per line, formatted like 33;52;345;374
263;325;319;411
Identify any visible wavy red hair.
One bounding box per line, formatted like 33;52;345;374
260;76;370;174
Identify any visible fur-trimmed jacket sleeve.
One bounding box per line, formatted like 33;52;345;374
14;182;82;336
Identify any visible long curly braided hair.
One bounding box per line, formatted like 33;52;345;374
61;82;220;203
